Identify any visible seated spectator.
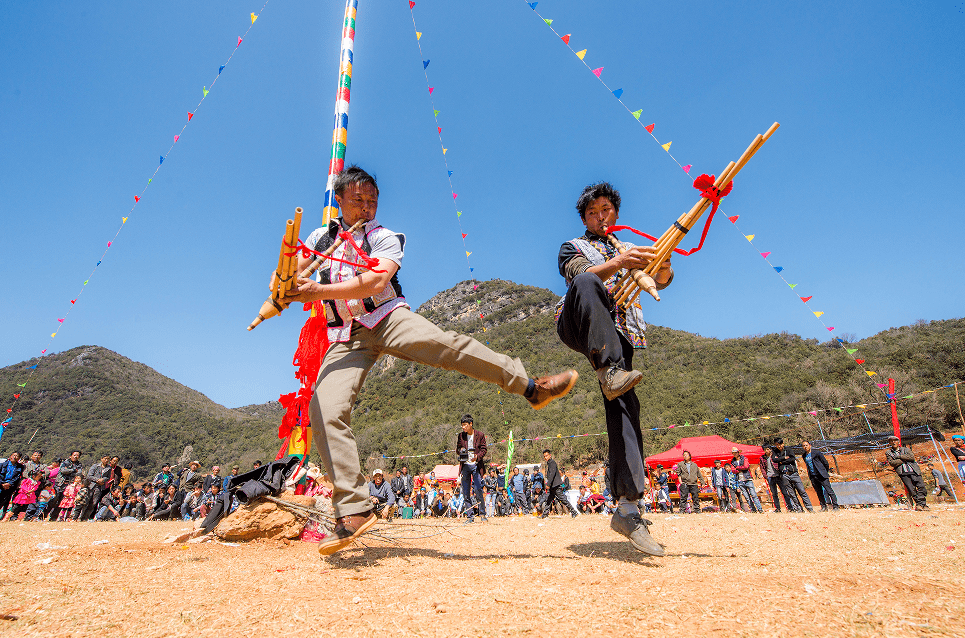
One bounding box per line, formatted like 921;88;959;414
447;488;464;517
198;483;220;518
181;486;204;520
148;485;183;521
153;464;175;489
578;485;592;513
495;488;511;516
367;469;396;519
95;487;126;521
431;490;448;517
31;485;56;521
414;487;431;518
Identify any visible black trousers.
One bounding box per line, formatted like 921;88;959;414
679;483;701;512
766;477;785;511
809;476;839;509
0;486;15;517
899;473;927;507
545;484;576;515
557;273;647;501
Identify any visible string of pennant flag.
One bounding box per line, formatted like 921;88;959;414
408;1;513;429
520;1;888;401
377;381;961;460
1;5;270;440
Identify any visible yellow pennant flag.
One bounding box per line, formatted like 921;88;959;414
813;311;824;317
251;13;258;23
745;234;755;241
575;49;587;60
661;141;672;151
857;404;867;408
416;32;422;40
442;148;448;155
51;333;56;338
466;251;472;257
866;371;877;377
122;217;128;223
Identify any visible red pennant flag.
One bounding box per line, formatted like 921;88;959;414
645;123;655;133
174;135;179;143
41;349;46;354
428;87;433;94
479;313;484;319
462;233;467;238
800;296;812;303
591;67;603;77
188;112;194;121
855;359;865;364
237;37;243;46
409;1;415;7
135;196;140;203
5;409;10;413
58;318;64;323
70;299;76;304
453;193;458;199
437;127;441;133
827;327;835;331
107;241;112;247
728;215;739;223
561;34;570;44
13;394;19;399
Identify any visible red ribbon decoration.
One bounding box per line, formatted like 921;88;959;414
606;174;733;257
284;236;386;274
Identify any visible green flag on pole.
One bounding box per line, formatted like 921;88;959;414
504;430;515;490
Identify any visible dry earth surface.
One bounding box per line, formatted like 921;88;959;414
1;507;963;637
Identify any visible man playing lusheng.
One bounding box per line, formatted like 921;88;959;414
555;181;673;556
282;166;579;555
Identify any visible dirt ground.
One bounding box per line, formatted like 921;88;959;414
1;506;963;638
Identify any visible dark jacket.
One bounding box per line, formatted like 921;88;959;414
885;446;921;476
545;459;564;489
803;450;832;480
202;474;223;492
56;459;84;490
455;429;488;473
773;449;801;476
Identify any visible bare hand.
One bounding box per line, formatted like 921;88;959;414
280;277;324;304
617;246;672;275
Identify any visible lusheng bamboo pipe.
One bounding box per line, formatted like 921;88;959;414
609;122;779;306
248;218;364;330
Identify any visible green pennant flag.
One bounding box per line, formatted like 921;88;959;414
789;283;797;289
544;18;553;26
834;408;843;412
632;109;643;119
846;348;857;354
504;431;515;490
433;109;440;117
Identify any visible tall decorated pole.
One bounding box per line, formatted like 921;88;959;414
277;0;360;469
322;0;359;226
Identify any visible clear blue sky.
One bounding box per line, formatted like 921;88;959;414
2;1;963;409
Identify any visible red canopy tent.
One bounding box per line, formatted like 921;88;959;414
645;435;764;468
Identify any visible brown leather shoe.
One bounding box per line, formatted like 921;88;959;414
317;509;377;556
527;370;579;410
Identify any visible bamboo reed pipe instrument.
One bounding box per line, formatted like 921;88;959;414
247;212;364;330
608;122;780;307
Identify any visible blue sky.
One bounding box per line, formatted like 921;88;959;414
1;1;963;409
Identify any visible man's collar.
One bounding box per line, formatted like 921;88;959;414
584;230;606;241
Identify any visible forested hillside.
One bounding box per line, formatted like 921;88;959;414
1;280;962;477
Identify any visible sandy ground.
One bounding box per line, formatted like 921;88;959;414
1;507;963;638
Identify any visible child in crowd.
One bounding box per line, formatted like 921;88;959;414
5;470;41;521
71;478;92;521
31;485;56;521
58;475;83;521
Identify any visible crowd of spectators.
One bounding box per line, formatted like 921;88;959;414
0;449;262;523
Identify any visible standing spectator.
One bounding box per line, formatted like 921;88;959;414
710;460;731;512
522;469;533;511
927;463;955;503
367;469;395;519
773;439;813;513
885;436;928;510
800;440;839;511
58;475;83;521
85;455;110;520
153;463;175;488
730;447;762;512
119;463;133;489
949;435;965;481
531;467;546;494
399;466;413;502
675;451;702;513
22;450;44;483
180;461;203;492
95;487;126;521
203;466;223;492
105;456;124;493
654;464;672;512
483;468;498;517
70;479;92;521
541;450;579;518
509;467;530;514
725;463;747;511
49;450;83;521
390;470;406;506
5;469;41;521
0;453;24;519
760;447;786;512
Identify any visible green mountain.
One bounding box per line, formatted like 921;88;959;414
1;280;962;478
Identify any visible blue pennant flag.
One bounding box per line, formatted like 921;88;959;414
448;171;453;176
423;60;430;69
612;88;623;99
219;65;225;74
159;155;164;164
97;260;101;266
528;2;538;9
724;418;730;422
469;267;474;272
27;365;37;370
773;266;783;273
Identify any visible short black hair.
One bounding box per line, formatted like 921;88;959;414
576;182;621;220
333;165;379;198
542;449;552;455
460;414;473;425
774;438;784;445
